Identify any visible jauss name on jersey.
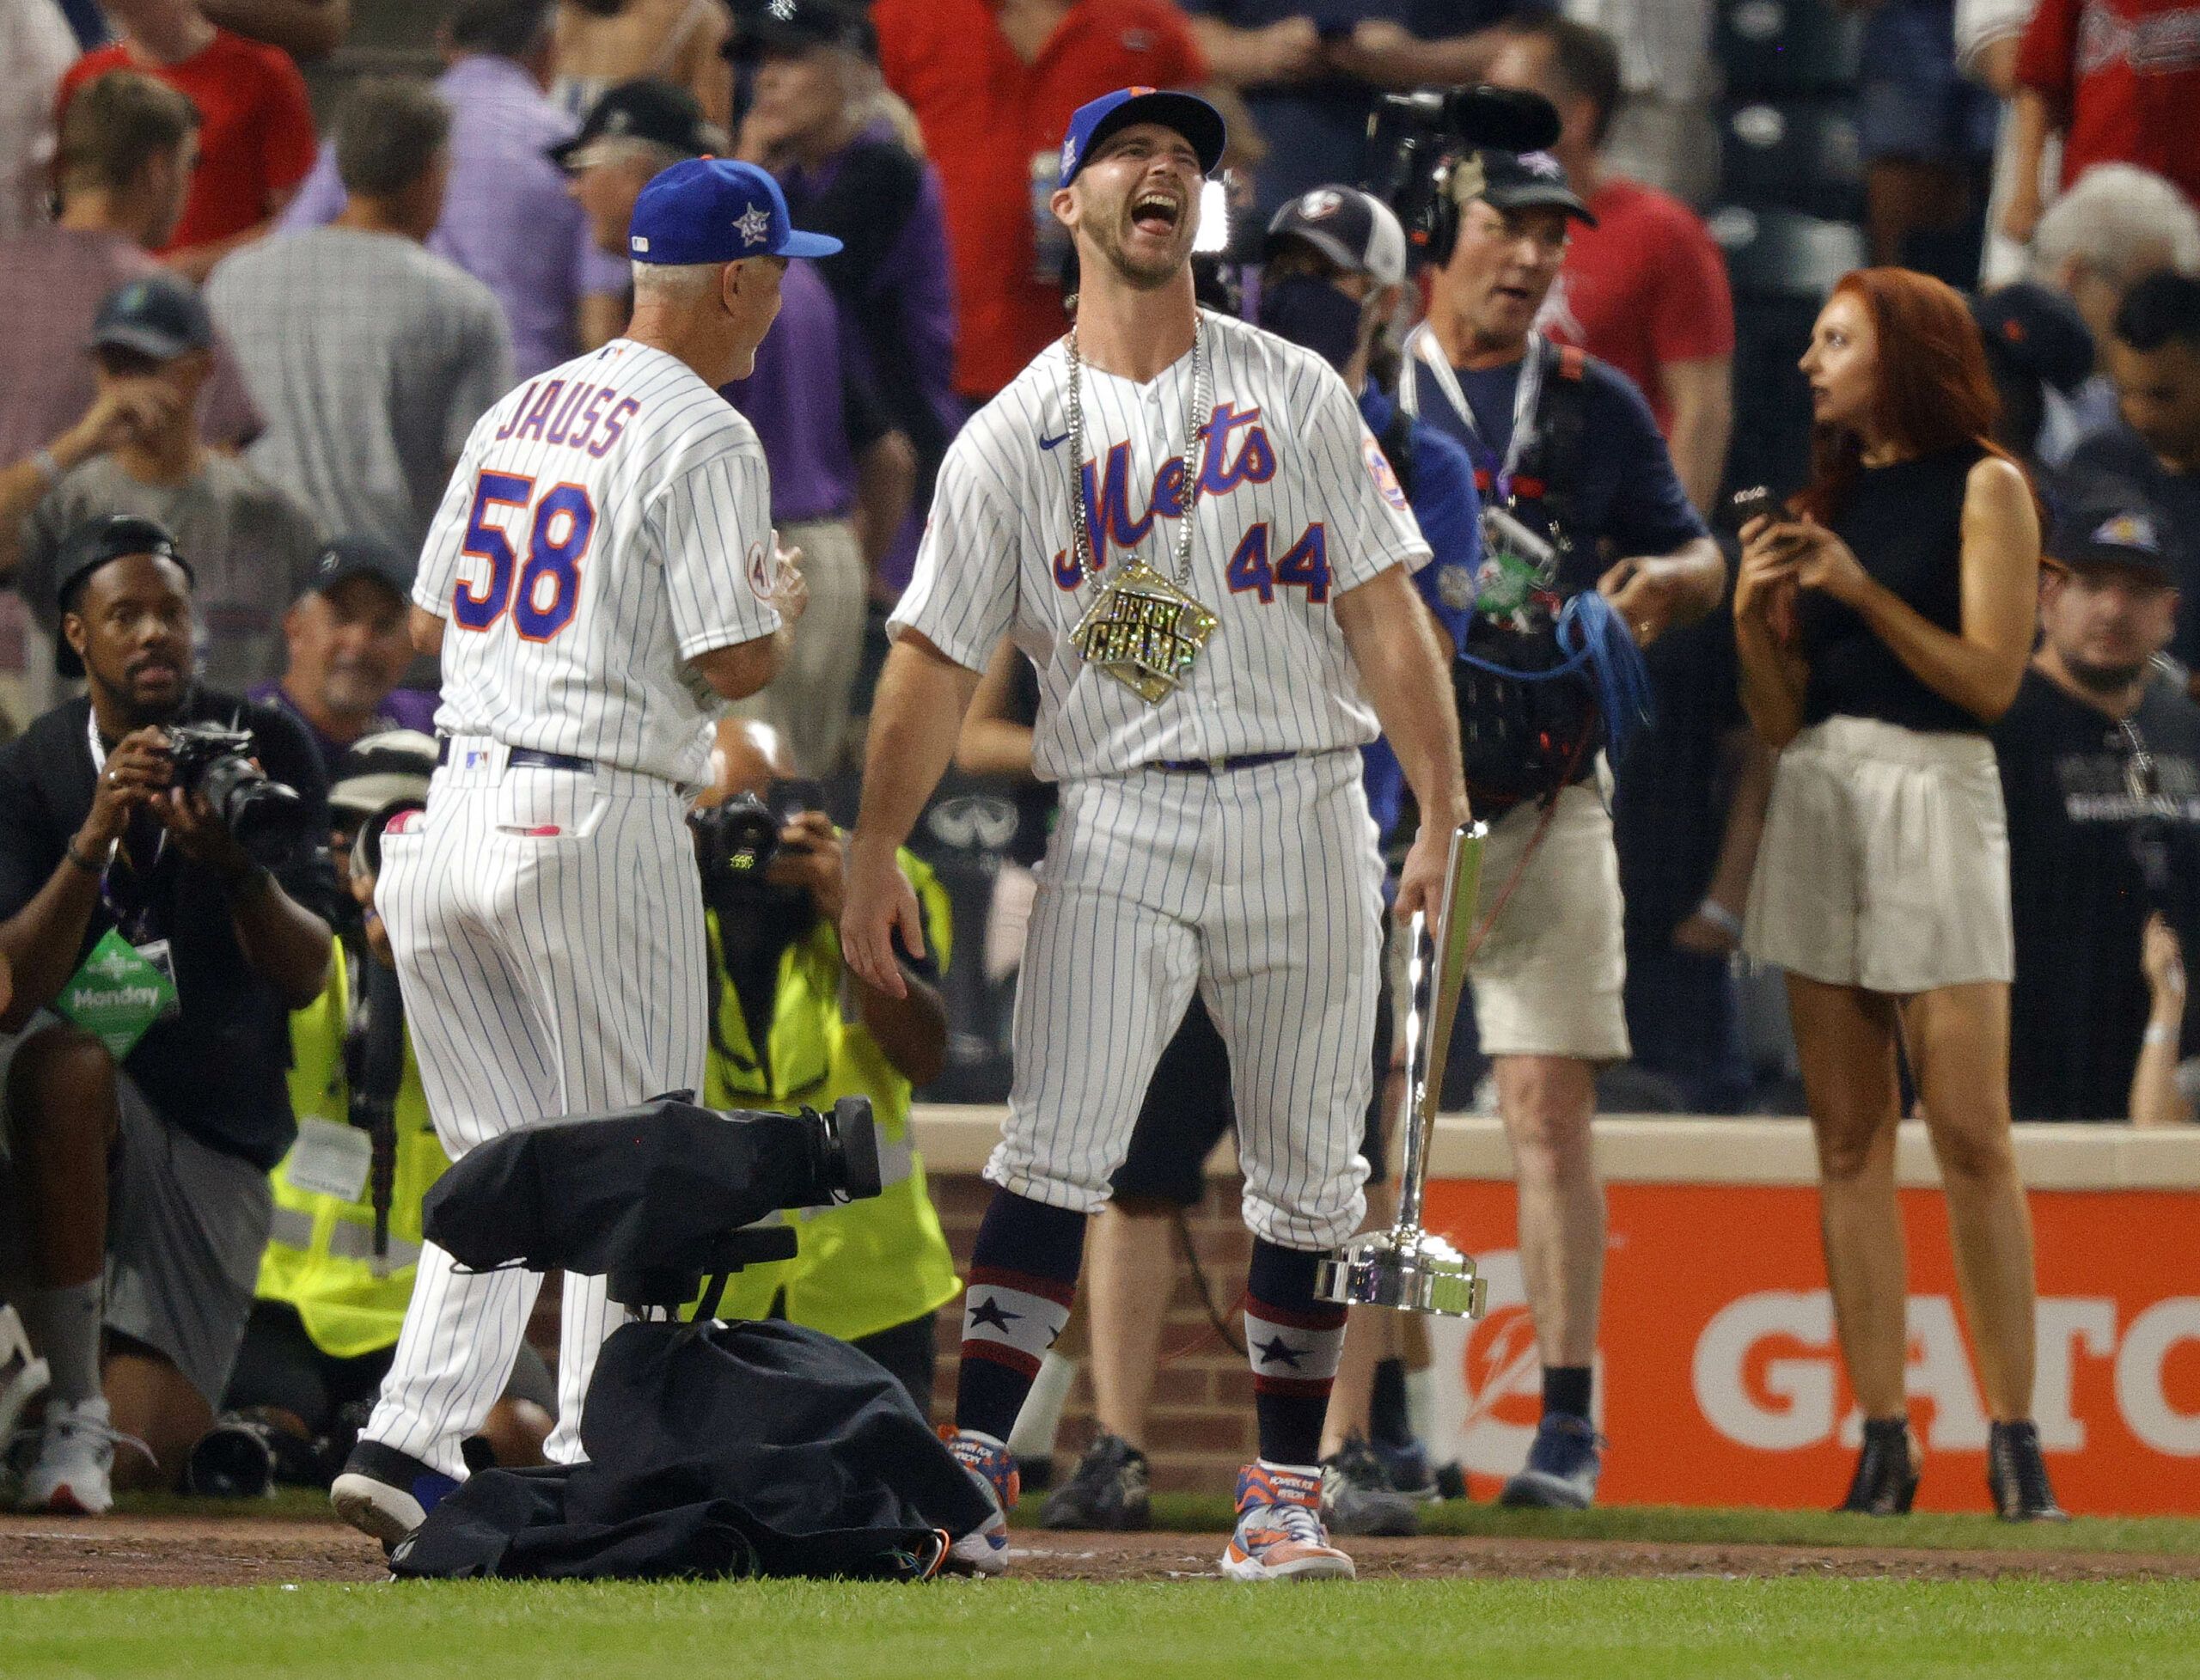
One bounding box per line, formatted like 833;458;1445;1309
417;339;780;786
489;377;642;459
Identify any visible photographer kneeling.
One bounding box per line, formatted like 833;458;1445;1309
691;720;958;1409
0;515;334;1510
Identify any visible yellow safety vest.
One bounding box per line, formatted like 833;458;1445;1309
702;849;961;1341
259;941;450;1360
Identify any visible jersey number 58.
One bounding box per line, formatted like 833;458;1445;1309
452;471;596;641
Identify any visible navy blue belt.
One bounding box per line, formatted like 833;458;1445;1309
437;739;592;773
1152;751;1297;774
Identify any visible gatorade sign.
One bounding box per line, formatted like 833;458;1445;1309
1421;1180;2200;1514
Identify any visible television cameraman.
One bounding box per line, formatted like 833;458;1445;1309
0;512;334;1511
1401;137;1723;1506
692;719;960;1410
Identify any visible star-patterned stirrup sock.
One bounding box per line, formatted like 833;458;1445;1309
1245;1238;1348;1469
954;1190;1085;1444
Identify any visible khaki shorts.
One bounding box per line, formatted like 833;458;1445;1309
1465;784;1631;1062
1745;715;2014;993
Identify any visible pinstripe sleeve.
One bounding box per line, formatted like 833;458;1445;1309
657;442;784;657
1303;363;1431;592
887;427;1020;672
413;444;482;620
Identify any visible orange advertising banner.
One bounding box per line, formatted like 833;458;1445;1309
1420;1179;2200;1515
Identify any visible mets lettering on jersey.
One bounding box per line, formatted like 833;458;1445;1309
890;311;1431;782
415;338;783;786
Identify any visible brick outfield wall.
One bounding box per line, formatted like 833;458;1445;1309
526;1170;1269;1494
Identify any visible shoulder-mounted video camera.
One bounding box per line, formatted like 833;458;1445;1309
1366;85;1561;272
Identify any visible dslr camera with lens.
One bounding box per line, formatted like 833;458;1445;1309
693;778;828;901
164;722;312;866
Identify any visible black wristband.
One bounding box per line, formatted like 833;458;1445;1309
64;839;105;876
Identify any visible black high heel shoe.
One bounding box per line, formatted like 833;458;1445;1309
1836;1417;1919;1514
1988;1420;2069;1522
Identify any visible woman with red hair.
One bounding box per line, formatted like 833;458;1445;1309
1735;267;2062;1520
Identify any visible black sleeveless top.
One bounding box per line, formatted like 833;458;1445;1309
1800;443;1988;736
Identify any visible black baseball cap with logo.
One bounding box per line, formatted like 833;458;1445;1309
1453;147;1598;227
723;0;877;61
2046;487;2178;585
551;79;725;171
301;534;416;606
89;273;216;362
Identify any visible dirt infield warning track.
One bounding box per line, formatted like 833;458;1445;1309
5;1517;2200;1593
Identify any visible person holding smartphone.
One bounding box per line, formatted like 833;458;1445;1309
1735;266;2062;1521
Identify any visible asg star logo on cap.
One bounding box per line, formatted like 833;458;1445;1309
735;204;772;247
1300;188;1341;220
1521;151;1564;178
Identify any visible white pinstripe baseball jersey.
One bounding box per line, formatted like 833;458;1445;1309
415;338;782;786
890;310;1432;783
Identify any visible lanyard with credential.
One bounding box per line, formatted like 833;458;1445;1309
85;707;167;943
1401;322;1548;507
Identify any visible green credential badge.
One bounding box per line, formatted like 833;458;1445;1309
55;929;178;1060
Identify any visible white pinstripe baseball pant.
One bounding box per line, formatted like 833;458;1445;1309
364;738;708;1481
988;748;1385;1250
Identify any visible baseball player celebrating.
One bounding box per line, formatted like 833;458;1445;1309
329;159;832;1546
842;89;1469;1581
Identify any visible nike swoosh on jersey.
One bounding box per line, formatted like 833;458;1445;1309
1039;431;1072;450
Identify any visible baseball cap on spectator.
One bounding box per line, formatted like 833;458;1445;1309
627;157;842;261
723;0;877;61
89;273;216;362
301;534;416;606
1059;88;1226;187
1453;147;1598;227
551;80;724;171
52;513;196;678
329;729;438;822
1971;283;2095;395
2045;487;2176;584
1267;186;1409;287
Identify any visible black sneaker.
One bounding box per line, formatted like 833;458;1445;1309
1836;1417;1919;1515
1321;1437;1421;1536
1498;1413;1603;1509
1988;1420;2069;1522
1039;1433;1151;1530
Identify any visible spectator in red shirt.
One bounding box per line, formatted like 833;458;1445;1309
2004;0;2200;247
874;0;1207;400
58;0;320;281
1486;15;1734;511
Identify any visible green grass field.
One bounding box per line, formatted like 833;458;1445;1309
3;1575;2197;1680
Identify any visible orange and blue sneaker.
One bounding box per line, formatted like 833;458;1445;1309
1219;1462;1355;1581
942;1427;1019;1576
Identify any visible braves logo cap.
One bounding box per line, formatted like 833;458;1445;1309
627;157;842;264
1059;86;1225;187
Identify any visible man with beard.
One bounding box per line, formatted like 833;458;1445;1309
249;537;437;775
841;89;1467;1581
1993;488;2200;1119
0;513;334;1511
689;719;958;1411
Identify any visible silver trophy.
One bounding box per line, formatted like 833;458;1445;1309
1315;822;1490;1318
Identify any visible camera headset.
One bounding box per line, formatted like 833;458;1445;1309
1367;84;1561;271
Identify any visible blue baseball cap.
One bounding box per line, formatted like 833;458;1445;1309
627;158;841;264
1060;87;1225;187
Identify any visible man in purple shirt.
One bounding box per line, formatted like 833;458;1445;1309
725;0;960;592
278;0;629;380
249;535;437;776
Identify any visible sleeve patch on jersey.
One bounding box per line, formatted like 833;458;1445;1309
1363;433;1408;512
746;540;773;598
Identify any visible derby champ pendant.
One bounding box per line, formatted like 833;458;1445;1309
1070;561;1219;703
